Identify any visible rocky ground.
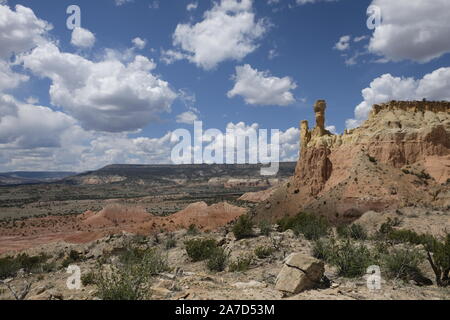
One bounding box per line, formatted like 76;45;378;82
1;207;449;301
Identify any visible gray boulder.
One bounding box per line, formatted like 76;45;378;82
275;253;325;294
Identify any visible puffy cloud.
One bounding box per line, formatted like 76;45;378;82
0;61;28;91
0;118;300;171
227;64;297;106
0;98;179;170
0;4;52;59
167;0;268;70
276;126;300;161
0;94;80;149
0;95;177;170
0;3;303;172
20;43;177;132
368;0;450;63
71;27;96;48
0;3;182;171
132;37;146;50
160;49;188;65
176;111;199;124
334;35;351;51
346;67;450;128
193;121;300;164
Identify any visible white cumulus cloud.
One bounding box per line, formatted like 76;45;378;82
368;0;450;63
19;43;177;132
0;4;52;59
71;27;96;48
227;64;297;106
132;37;147;50
166;0;268;70
0;94;80;149
346;67;450;128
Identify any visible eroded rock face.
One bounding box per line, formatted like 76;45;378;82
254;100;450;224
294;146;332;197
275;253;325;294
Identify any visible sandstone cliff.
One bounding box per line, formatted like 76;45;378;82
254;100;450;224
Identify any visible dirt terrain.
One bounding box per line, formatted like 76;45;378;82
1;215;449;301
0;202;247;254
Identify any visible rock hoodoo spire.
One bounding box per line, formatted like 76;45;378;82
299;100;329;152
313;100;327;136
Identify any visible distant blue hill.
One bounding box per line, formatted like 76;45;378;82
0;171;77;185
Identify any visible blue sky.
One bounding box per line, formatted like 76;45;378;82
1;0;449;171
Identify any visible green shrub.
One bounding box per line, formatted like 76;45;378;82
312;238;335;262
95;264;150;300
187;224;199;236
258;221;272;236
337;224;367;240
95;249;169;300
424;234;450;287
417;170;431;180
206;248;228;272
330;240;374;278
372;241;390;261
117;247;169;274
278;213;330;240
131;234;148;245
165;234;177;249
254;246;274;259
0;253;51;279
184;239;218;262
62;250;82;268
382;248;425;282
375;217;401;239
229;255;252;272
387;229;435;246
140;249;170;276
118;247;146;265
232;215;254;240
277;215;296;231
81;271;96;286
379;228;449;286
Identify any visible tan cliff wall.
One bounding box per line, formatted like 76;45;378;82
371;100;450;116
253;100;450;224
296;100;450;188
